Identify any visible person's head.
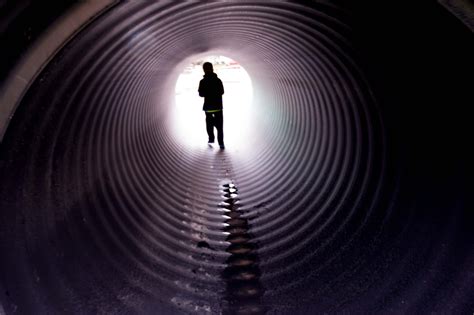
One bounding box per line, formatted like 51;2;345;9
203;62;213;74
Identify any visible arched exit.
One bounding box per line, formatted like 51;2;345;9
172;56;253;150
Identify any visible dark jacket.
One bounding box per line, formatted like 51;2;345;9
198;73;224;111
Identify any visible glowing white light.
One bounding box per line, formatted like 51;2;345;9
171;56;253;150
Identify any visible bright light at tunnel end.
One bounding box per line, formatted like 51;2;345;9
172;55;253;151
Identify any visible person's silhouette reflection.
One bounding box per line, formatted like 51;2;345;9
198;62;225;149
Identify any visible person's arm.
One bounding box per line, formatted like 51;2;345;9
219;79;224;95
198;80;205;97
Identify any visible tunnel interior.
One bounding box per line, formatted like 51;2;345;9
0;1;472;314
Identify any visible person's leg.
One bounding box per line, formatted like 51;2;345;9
215;111;224;147
205;112;215;143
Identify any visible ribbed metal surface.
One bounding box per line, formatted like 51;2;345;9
0;1;471;314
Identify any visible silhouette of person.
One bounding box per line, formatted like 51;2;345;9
198;62;225;149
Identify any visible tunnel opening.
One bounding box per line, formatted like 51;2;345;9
172;55;253;151
0;1;472;314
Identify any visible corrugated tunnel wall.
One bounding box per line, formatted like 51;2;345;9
0;1;472;314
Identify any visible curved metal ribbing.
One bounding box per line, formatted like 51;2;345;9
0;1;472;314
